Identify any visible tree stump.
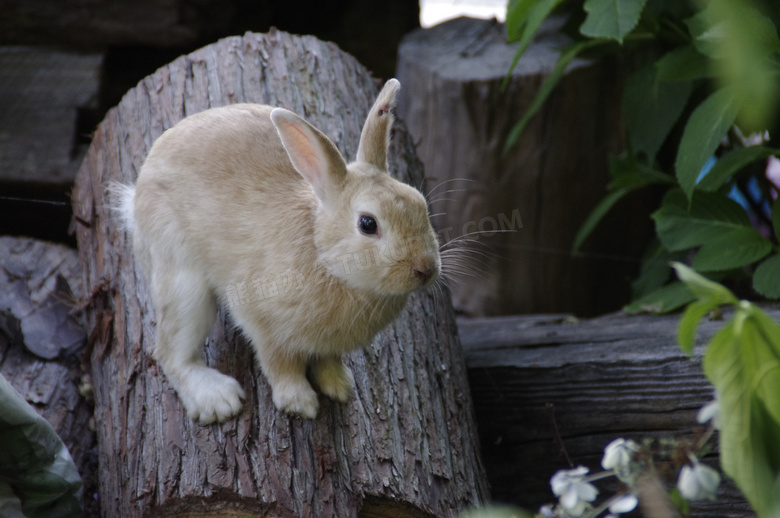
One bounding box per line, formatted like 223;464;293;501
396;17;655;317
71;30;489;517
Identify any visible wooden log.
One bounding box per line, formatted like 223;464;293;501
71;30;489;517
396;17;655;317
0;0;233;48
0;236;97;515
0;47;103;186
460;310;762;517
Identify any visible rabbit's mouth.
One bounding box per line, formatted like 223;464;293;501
411;255;440;288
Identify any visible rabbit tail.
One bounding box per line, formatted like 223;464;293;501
107;182;137;235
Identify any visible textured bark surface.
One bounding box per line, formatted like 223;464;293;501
0;236;97;514
460;310;761;517
396;17;655;318
71;30;489;517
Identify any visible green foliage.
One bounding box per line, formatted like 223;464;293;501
504;0;780;312
754;253;780;298
675;87;740;198
674;263;780;516
630;240;686;298
0;374;84;517
697;146;780;192
580;0;647;43
505;0;565;80
653;190;762;252
459;505;533;518
573;155;673;251
690;0;780;130
623;280;695;314
503;38;606;154
623;60;693;163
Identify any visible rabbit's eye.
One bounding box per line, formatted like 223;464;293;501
358;215;378;235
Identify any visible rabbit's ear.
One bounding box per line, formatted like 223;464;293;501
356;79;400;170
271;108;347;205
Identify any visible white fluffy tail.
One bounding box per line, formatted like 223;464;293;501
106;182;137;235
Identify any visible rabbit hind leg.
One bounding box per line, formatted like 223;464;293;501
151;264;245;423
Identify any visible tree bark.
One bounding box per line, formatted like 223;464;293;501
396;17;655;317
71;30;489;517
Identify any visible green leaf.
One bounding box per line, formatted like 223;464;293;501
686;293;780;516
747;307;780;425
606;154;674;191
460;505;535;518
506;0;536;40
754;254;780;299
685;0;780;130
678;299;719;355
684;7;722;58
573;155;673;251
624;61;694;163
675;87;740;199
504;0;565;80
631;241;684;299
671;261;738;304
704;304;780;516
623;281;695;314
655;45;712;82
692;227;772;272
686;1;780;59
697;147;780;192
503;39;606;155
702;316;777;517
573;188;629;252
580;0;648;43
0;376;84;516
653;189;753;252
506;0;556;41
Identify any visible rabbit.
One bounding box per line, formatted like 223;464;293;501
111;79;441;423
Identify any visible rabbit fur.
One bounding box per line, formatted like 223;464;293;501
111;79;440;423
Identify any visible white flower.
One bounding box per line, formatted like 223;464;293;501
550;466;598;517
696;399;720;429
601;438;639;481
608;493;638;514
678;461;721;501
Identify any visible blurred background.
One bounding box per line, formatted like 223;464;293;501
0;0;507;244
1;0;644;318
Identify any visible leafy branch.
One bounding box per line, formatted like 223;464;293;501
505;0;780;312
674;263;780;517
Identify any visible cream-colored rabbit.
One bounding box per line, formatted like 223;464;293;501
112;79;440;423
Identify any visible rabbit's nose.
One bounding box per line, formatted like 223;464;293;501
413;258;438;285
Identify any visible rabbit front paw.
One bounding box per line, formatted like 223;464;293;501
312;357;354;403
272;380;319;419
179;366;246;424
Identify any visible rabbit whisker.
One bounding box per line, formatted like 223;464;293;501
425;177;475;198
425;196;459;205
439;228;518;247
426;187;469;201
